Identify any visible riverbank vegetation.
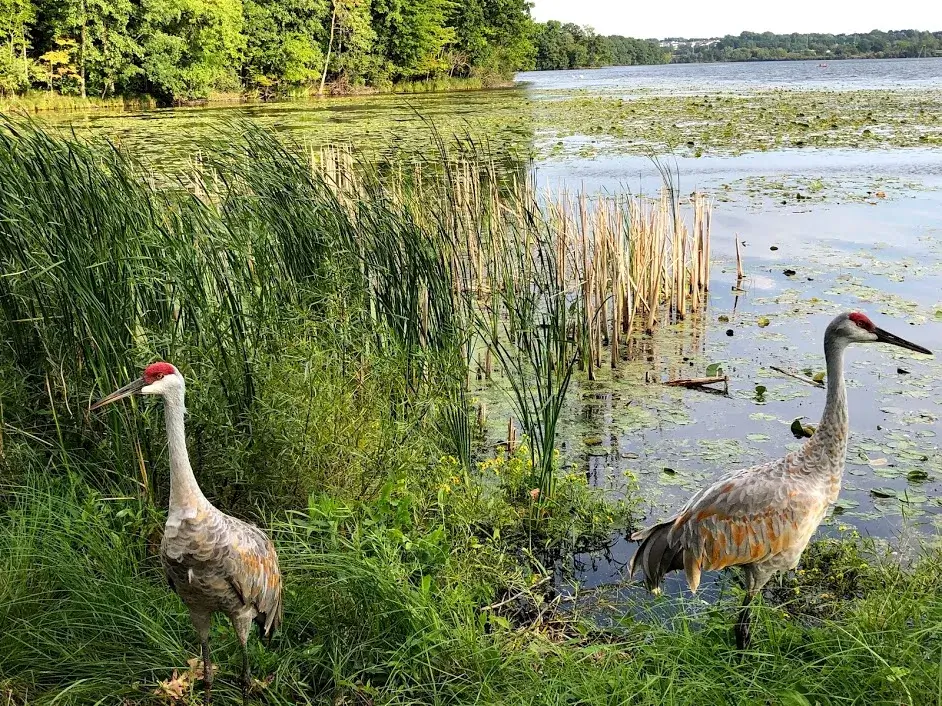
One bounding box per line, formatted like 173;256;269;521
5;0;939;111
1;120;941;704
530;22;668;71
0;0;534;105
672;29;942;63
529;26;942;71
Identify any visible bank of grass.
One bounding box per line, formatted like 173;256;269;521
387;75;513;94
2;477;942;705
1;76;510;114
0;91;159;113
0;118;940;705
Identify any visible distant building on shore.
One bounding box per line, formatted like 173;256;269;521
659;38;721;50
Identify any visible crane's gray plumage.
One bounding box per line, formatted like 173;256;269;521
93;361;282;704
630;312;931;648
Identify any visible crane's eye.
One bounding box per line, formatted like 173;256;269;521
155;373;164;380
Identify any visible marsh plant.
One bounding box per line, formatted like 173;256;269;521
311;139;713;499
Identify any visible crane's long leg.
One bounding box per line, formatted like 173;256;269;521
191;612;213;704
241;644;251;706
202;638;214;704
231;613;253;706
734;592;754;650
735;566;771;650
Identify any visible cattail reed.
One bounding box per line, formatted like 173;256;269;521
310;148;714;377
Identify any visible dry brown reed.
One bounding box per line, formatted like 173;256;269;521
311;148;712;376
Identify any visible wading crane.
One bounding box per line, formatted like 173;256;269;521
630;312;932;648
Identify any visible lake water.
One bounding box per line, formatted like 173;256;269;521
518;57;942;93
40;58;942;596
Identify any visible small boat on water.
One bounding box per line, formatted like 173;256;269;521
818;63;828;68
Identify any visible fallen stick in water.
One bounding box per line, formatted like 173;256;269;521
769;365;825;388
664;375;729;390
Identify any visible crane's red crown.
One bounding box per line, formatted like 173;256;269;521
849;312;875;331
144;362;176;383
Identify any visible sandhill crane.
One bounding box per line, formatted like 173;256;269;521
630;312;932;648
92;362;282;705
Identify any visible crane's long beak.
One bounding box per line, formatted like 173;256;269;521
90;378;146;411
875;327;933;355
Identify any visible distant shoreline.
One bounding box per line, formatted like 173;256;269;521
529;27;941;71
521;55;942;75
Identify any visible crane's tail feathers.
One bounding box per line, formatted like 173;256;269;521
629;520;685;593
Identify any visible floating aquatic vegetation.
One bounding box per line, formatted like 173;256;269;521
529;88;942;157
713;175;933;211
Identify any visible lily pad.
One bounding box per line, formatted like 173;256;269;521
790;418;815;438
832;499;859;514
706;362;725;376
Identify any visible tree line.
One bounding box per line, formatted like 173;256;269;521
0;0;533;103
530;21;668;70
2;4;939;105
672;30;942;63
530;26;942;71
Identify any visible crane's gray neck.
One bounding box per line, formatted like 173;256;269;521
808;330;849;461
163;386;207;513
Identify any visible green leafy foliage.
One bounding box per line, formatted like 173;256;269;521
531;21;667;70
0;0;534;103
673;29;942;63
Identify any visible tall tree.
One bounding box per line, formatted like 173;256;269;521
532;20;570;70
0;0;34;94
137;0;245;103
243;0;327;91
449;0;533;77
371;0;454;80
85;0;138;96
328;0;375;85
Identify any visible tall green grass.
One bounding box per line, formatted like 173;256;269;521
0;119;464;509
3;479;942;704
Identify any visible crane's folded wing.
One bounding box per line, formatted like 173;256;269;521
223;517;284;637
669;453;825;574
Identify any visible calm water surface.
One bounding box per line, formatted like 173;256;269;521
39;59;942;593
518;57;942;93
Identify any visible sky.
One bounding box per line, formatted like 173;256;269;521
529;0;942;40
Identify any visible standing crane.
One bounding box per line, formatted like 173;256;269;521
630;312;931;648
92;362;282;705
